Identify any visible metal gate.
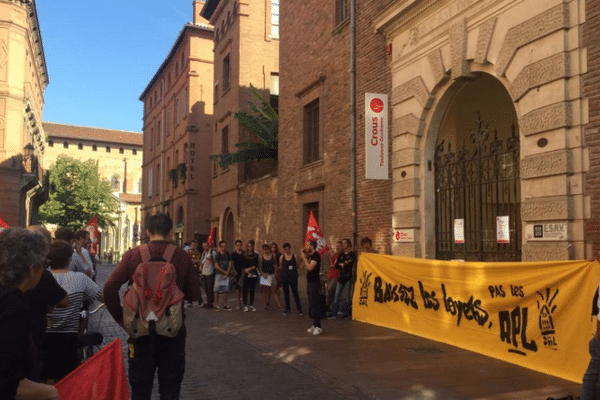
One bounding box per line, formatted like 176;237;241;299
434;114;521;261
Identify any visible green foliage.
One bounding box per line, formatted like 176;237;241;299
39;155;118;230
211;84;278;168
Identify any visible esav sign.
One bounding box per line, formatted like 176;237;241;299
365;93;389;180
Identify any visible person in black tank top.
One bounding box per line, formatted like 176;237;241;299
280;243;303;315
259;244;282;310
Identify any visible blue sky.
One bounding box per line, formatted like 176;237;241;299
36;0;196;133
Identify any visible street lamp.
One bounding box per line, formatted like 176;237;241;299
22;143;35;173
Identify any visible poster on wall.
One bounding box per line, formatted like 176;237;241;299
365;93;389;180
454;219;465;244
497;216;510;244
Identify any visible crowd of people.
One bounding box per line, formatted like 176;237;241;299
0;212;377;399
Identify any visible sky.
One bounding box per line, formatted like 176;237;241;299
36;0;197;133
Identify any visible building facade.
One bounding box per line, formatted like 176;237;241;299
42;122;143;259
278;0;394;254
140;0;214;245
0;0;49;227
201;0;280;248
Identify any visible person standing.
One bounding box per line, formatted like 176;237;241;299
259;244;282;310
214;241;232;311
327;239;356;320
103;213;201;400
230;240;245;309
279;243;303;316
300;240;323;335
200;241;216;309
187;240;203;307
69;230;95;279
326;241;342;312
242;241;259;312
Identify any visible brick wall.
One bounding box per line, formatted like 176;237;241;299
278;0;393;254
584;0;600;255
238;174;278;245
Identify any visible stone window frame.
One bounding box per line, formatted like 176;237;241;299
335;0;349;27
222;53;231;94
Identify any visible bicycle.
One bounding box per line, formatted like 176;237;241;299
77;302;105;364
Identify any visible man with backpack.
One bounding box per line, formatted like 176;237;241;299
103;213;201;400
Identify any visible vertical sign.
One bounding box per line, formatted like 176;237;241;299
454;219;465;244
365;93;389;180
497;216;510;244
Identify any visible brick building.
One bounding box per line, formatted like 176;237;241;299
277;0;394;253
140;0;214;245
42;122;143;259
0;0;48;227
201;0;280;247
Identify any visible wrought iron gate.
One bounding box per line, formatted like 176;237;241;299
434;114;521;261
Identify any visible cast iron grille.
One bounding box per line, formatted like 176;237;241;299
434;113;521;262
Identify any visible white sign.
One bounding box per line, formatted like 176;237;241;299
496;216;510;244
454;219;465;244
393;229;415;243
365;93;389;180
525;223;567;241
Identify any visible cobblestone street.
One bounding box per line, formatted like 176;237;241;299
91;264;583;400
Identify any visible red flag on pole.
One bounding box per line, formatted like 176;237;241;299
304;211;329;255
55;338;129;399
0;213;8;228
83;216;99;256
207;226;215;248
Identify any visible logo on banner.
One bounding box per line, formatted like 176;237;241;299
359;271;372;306
537;288;559;350
370;98;384;113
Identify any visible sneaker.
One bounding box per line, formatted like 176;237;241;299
283;310;290;315
307;326;316;333
298;311;304;316
312;327;323;335
249;305;257;312
223;305;232;311
327;314;337;320
243;306;249;312
215;306;220;311
187;301;194;307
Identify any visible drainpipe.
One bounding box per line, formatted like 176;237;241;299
350;0;357;250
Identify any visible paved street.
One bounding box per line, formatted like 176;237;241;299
91;264;583;400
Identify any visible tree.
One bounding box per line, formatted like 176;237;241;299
211;84;278;168
39;155;118;230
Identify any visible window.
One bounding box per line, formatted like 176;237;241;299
132;148;137;155
156;121;161;145
336;0;349;25
175;99;181;125
181;52;184;69
183;88;188;117
106;146;111;153
48;140;53;147
92;144;97;151
303;99;320;164
166;111;171;136
119;148;124;154
150;128;154;150
78;143;83;150
270;72;279;112
271;0;280;38
166;157;171;191
63;142;68;149
156;163;160;195
147;168;153;198
223;54;230;93
111;175;120;191
168;73;171;87
214;82;219;103
221;125;229;155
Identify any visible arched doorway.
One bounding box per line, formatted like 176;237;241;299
223;208;235;249
434;74;521;261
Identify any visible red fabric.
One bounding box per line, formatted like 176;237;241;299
207;227;215;248
327;252;340;279
304;211;329;256
55;338;129;399
0;213;8;228
83;215;99;256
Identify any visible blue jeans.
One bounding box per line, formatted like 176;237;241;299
329;280;351;317
582;337;600;400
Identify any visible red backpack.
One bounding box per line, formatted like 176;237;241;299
122;244;184;338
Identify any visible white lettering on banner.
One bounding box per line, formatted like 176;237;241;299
365;93;389;180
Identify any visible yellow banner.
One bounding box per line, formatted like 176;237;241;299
354;254;600;382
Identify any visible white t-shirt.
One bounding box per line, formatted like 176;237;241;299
47;271;100;333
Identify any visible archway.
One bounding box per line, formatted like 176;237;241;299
433;74;521;261
223;208;235;249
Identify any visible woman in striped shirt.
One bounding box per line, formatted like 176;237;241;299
42;240;102;382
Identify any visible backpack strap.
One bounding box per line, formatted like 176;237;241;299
140;244;152;263
162;244;177;264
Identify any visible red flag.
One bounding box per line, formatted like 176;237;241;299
0;213;8;228
207;226;215;248
55;338;129;399
83;216;99;256
304;211;329;255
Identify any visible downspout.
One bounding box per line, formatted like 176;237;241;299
350;0;357;250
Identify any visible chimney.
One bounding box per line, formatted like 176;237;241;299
193;0;210;25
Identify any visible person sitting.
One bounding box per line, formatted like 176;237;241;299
0;228;58;399
42;240;102;383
